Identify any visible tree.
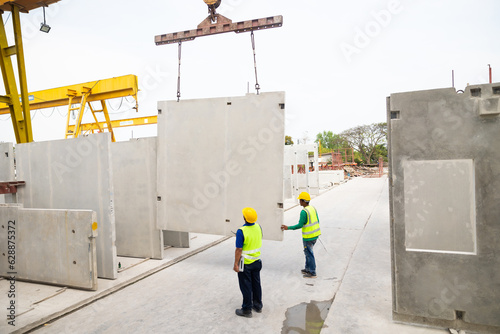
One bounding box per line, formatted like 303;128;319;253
285;135;294;145
340;122;387;164
315;131;348;150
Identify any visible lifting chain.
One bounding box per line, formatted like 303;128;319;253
251;31;260;95
177;41;182;102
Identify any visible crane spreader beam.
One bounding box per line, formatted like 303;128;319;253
155;15;283;45
0;0;61;13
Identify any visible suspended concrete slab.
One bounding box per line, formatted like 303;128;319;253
16;133;118;279
157;92;285;241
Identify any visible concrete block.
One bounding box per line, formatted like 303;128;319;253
388;84;500;333
163;230;190;248
157;92;285;241
319;170;344;186
111;138;163;259
0;206;98;290
0;143;15;203
16;134;117;279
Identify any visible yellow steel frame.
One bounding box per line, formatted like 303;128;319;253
67;115;158;134
0;4;32;143
0;75;139;142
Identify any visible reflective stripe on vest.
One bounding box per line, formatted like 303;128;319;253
302;206;321;239
240;223;262;265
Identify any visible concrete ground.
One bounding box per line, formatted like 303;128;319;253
15;177;453;333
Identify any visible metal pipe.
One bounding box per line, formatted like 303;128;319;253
488;64;492;83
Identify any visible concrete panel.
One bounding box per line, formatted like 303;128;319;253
404;159;476;254
157;92;285;241
388;83;500;333
16;134;117;279
0;143;15;203
0;206;98;290
111;138;163;259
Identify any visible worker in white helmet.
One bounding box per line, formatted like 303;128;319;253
281;192;321;278
234;207;263;318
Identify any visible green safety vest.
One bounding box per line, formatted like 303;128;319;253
240;223;262;265
302;206;321;239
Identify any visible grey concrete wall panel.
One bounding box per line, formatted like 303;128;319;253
157;92;285;241
163;230;190;248
388;83;500;333
16;134;117;279
111;138;163;259
403;159;476;254
0;143;15;203
0;206;98;290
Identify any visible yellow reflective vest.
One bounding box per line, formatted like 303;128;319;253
302;206;321;239
240;223;263;265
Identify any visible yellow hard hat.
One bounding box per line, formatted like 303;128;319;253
297;192;311;201
242;207;258;223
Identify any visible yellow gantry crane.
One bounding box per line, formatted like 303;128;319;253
0;75;146;142
0;0;62;143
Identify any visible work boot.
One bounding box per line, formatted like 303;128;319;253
252;306;262;313
235;308;252;318
301;269;310;275
303;272;317;278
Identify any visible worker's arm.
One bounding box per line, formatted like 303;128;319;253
282;210;307;230
234;228;244;272
234;248;242;273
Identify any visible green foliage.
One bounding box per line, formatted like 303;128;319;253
315;131;348;150
285;135;294;145
341;122;387;165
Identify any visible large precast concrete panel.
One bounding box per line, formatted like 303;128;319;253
157;93;285;241
388;83;500;333
111;138;163;259
0;206;98;290
16;134;118;279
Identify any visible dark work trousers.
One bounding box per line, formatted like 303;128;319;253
237;259;263;311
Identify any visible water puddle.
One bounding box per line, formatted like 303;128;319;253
281;298;334;333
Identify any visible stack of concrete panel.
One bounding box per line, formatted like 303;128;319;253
16;133;117;279
388;83;500;333
0;205;98;290
0;143;15;204
111;138;164;259
157;92;285;241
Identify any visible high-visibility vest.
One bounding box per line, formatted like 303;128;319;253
302;206;321;239
240;223;262;265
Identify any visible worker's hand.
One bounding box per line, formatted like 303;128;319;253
233;263;240;273
281;225;288;231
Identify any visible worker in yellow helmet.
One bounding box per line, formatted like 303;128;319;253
234;207;263;318
281;192;321;278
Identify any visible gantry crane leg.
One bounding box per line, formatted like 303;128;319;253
0;5;33;143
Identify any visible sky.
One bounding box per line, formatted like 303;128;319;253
0;0;499;144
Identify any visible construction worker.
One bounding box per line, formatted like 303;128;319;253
234;207;263;318
281;192;321;278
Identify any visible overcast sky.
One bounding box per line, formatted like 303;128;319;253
0;0;498;144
